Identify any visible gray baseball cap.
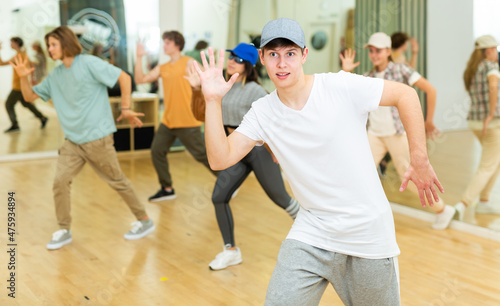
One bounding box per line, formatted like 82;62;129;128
260;18;306;49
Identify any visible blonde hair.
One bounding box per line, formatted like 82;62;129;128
463;49;485;91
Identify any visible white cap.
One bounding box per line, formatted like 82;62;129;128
364;32;391;49
475;35;499;49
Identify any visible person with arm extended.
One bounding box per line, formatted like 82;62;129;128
195;18;443;305
10;26;154;250
185;42;299;270
340;32;455;230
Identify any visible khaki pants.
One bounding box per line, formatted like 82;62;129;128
53;134;147;230
462;127;500;205
368;132;444;212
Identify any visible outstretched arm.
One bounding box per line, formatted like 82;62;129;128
9;54;39;102
116;71;144;128
380;80;444;207
413;77;440;139
194;47;257;170
134;41;160;84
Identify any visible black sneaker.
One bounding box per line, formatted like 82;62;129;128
41;117;48;129
148;188;176;202
4;125;20;133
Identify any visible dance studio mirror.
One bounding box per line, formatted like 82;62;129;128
1;0;499;231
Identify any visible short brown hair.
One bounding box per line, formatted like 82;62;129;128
391;32;409;50
10;37;24;48
45;26;82;59
162;31;185;51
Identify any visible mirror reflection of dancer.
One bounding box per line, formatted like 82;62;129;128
135;31;216;202
341;32;455;230
30;41;47;85
0;37;48;133
196;18;443;305
456;35;500;222
10;26;155;250
391;32;419;69
185;43;300;270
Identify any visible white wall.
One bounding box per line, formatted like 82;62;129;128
182;0;230;53
427;0;474;131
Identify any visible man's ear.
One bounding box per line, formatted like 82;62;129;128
301;47;309;65
259;49;266;66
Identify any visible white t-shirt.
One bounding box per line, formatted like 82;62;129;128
368;70;421;137
236;72;400;259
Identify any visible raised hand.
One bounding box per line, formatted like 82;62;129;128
410;37;419;53
400;159;444;207
136;40;147;58
339;48;360;72
117;109;145;128
193;47;239;102
184;61;201;89
9;54;34;78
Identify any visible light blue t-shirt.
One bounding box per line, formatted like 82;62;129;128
33;54;121;144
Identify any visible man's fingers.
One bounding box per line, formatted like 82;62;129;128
417;188;426;207
193;60;203;75
434;177;445;193
399;175;409;192
425;188;434;207
200;50;209;70
217;49;224;69
208;47;216;68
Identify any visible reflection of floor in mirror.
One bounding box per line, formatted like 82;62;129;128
381;129;500;231
0;98;64;156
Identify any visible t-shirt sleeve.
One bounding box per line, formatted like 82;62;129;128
399;63;421;86
338;71;384;113
84;55;122;87
33;75;51;101
486;61;500;77
235;106;264;144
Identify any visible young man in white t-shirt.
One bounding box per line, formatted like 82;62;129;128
194;18;443;305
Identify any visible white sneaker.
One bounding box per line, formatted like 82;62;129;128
124;219;155;240
209;246;242;270
47;229;72;250
432;205;456;230
476;201;500;214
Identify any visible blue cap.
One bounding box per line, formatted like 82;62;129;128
226;43;259;66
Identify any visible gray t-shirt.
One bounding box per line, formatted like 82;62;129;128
221;81;267;127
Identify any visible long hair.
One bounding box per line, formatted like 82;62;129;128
44;26;82;59
226;60;261;87
463;49;485;91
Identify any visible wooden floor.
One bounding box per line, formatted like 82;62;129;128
0;151;500;305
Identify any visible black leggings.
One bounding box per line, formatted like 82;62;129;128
212;145;293;246
5;90;45;125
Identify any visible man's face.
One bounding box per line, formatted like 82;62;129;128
47;37;63;60
163;39;178;55
259;45;308;89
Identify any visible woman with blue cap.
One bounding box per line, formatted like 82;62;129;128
186;42;299;270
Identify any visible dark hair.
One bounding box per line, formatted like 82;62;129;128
45;26;82;59
226;57;261;86
261;38;304;54
194;40;208;50
10;37;24;48
162;31;185;51
391;32;409;49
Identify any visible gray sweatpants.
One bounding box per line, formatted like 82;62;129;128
265;239;400;306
